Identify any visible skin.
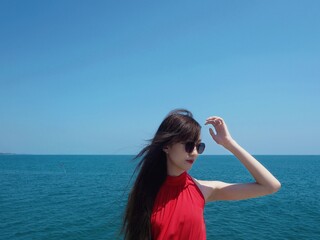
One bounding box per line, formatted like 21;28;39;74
164;116;281;202
164;141;200;176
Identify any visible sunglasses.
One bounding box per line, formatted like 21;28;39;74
184;142;205;154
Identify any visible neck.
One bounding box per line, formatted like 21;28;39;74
166;164;186;176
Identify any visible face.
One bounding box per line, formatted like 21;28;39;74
164;139;202;176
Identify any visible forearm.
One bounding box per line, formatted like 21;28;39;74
224;139;281;192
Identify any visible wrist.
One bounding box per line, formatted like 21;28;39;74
222;138;238;150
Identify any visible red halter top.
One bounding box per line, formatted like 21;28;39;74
151;171;206;240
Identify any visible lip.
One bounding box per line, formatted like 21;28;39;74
186;159;194;164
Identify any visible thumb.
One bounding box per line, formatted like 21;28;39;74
209;128;218;143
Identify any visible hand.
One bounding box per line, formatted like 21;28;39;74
205;116;234;148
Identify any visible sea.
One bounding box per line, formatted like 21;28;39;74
0;155;319;240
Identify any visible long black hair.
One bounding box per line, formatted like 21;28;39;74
122;109;201;240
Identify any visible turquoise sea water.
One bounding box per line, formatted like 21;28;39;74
0;155;319;239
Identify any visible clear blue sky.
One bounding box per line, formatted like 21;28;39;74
1;1;319;155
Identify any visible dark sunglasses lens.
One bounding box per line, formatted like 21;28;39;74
185;142;194;153
197;143;205;154
185;142;205;154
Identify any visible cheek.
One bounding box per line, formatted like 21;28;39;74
170;145;187;158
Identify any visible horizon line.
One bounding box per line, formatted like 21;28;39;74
1;153;320;156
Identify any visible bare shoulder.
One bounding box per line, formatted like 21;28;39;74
190;177;223;202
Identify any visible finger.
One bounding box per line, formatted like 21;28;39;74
207;118;224;125
206;116;222;121
205;119;220;126
209;128;216;136
206;119;223;126
205;122;217;127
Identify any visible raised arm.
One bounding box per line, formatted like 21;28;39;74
197;116;281;202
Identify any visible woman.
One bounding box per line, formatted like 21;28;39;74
122;109;281;240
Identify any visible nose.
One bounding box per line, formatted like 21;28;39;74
190;145;198;155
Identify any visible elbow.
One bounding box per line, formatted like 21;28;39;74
275;180;282;192
268;180;281;194
259;180;281;195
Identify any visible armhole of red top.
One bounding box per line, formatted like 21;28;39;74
188;175;206;204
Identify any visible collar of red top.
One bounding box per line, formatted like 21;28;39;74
165;171;187;186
